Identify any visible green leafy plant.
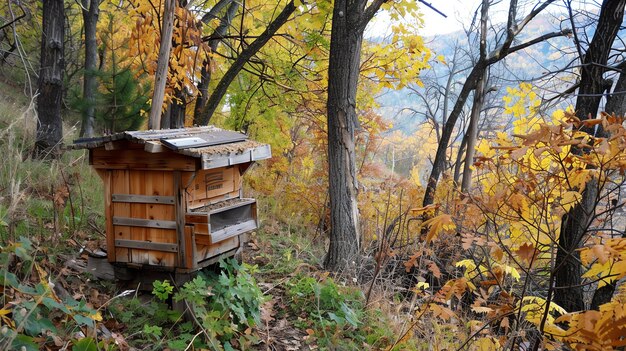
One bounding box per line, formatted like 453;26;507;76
152;280;174;301
174;259;265;350
108;259;264;350
286;275;364;348
0;237;104;351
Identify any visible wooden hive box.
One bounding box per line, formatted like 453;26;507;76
74;127;271;274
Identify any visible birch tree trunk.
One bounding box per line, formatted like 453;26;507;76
148;0;176;130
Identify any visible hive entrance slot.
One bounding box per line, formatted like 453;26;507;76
190;198;257;243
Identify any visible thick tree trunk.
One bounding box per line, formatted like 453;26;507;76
324;0;364;272
79;0;99;137
194;0;296;126
34;0;64;158
193;0;238;125
148;0;176;130
554;0;625;313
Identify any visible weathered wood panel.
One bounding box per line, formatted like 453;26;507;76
130;171;147;264
112;194;175;204
115;239;178;252
160;171;176;267
185;213;208;224
91;147;198;171
144;171;176;266
186;166;241;208
210;220;257;243
174;171;187;268
112;170;131;262
196;235;239;262
184;225;195;269
103;171;116;262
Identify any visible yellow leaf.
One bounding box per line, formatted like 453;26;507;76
414;282;430;290
422;214;455;242
90;311;103;322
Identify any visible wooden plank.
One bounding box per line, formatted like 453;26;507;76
229;152;252;165
112;170;131;262
146;171;176;267
113;217;177;229
195;233;211;246
144;141;165;153
186;168;236;207
160;171;176;267
103;171;116;262
210;220;257;243
112;194;175;204
192;223;209;235
185;213;208;224
251;144;272;161
91;147;199;171
196;235;240;262
184;225;195;269
208;198;255;215
115;239;178;252
174;171;187;268
130;171;147;264
233;164;241;195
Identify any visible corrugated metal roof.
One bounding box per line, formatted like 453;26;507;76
73;127;271;169
74;126;241;147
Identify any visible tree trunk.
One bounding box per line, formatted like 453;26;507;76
324;1;365;272
554;0;625;313
461;70;487;192
193;0;238;125
194;0;296;126
34;0;65;158
148;0;176;130
169;90;186;128
422;65;483;205
604;62;626;118
79;0;99;138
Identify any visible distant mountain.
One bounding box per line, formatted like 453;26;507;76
373;12;581;135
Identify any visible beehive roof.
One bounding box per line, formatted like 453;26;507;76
74;126;271;170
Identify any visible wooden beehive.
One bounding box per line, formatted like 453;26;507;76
74;127;271;274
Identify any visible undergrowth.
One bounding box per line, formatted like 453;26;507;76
108;259;264;350
0;237;106;351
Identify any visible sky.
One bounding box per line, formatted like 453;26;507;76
366;0;593;38
367;0;491;38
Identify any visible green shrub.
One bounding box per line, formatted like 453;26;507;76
109;258;264;351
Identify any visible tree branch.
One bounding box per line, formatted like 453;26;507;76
359;0;387;32
197;0;296;125
486;28;572;65
200;0;233;24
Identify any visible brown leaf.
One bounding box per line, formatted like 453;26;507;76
516;243;537;264
53;185;70;208
260;299;276;323
427;260;441;279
